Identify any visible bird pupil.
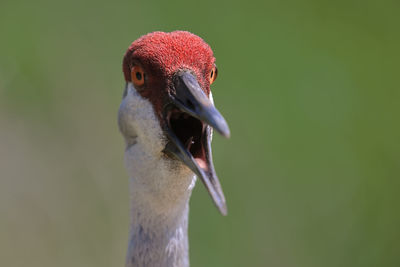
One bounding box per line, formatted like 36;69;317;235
211;70;213;78
136;72;142;80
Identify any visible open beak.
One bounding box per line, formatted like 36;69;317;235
163;71;230;215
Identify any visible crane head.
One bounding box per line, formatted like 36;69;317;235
120;31;230;215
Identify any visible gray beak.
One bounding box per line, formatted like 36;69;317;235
163;71;230;215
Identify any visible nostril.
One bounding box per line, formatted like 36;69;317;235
186;100;194;111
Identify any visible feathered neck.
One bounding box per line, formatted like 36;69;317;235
125;144;195;267
121;83;196;267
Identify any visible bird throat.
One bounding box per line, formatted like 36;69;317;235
124;133;195;266
126;197;191;267
126;161;194;267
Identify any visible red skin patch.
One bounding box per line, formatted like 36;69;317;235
122;31;216;122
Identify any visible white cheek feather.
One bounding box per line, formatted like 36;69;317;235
209;91;214;105
209;91;214;140
119;82;165;155
187;175;197;191
119;82;196;211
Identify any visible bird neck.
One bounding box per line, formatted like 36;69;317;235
125;143;196;267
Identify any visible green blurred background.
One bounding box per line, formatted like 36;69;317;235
1;0;399;266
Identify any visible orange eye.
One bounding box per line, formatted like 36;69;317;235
209;66;218;84
131;65;145;87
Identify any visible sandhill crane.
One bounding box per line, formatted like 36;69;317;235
118;31;230;267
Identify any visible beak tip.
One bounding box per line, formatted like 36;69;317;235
219;204;228;216
218;124;231;139
223;128;231;139
213;115;230;138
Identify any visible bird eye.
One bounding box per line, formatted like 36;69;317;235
209;66;218;85
131;65;145;87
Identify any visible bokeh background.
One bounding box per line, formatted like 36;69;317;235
1;0;399;266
